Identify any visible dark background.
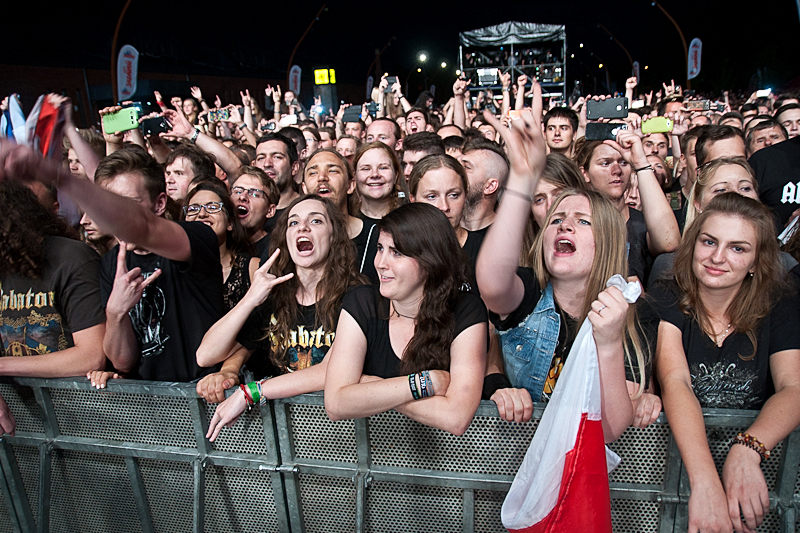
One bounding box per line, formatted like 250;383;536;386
4;0;800;119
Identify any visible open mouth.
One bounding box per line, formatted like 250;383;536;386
297;236;313;252
555;239;576;254
237;205;249;218
316;186;332;195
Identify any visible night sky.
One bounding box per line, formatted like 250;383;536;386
7;1;800;103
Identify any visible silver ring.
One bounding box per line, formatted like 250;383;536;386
598;305;607;314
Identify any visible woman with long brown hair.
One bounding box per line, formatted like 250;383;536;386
323;202;488;435
653;192;800;533
203;194;366;438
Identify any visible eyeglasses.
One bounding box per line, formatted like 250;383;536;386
183;202;225;217
231;186;267;200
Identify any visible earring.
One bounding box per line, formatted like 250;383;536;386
749;271;754;277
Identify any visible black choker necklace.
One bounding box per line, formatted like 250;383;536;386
392;302;417;320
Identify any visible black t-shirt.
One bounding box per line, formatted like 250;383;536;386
263;207;286;236
254;234;271;260
236;297;337;378
627;207;651;283
461;227;488;295
650;280;800;409
100;221;223;382
352;213;381;285
1;236;105;357
750;136;800;227
342;284;488;378
490;267;656;388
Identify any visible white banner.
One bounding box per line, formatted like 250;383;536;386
289;65;302;95
117;45;139;102
687;38;702;80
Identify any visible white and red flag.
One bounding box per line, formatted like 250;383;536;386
501;275;641;533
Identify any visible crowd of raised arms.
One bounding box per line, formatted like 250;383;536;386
2;71;800;533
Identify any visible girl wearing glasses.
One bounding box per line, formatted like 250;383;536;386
201;194;366;422
182;182;258;312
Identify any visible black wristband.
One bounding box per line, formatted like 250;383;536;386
482;373;513;400
635;164;654;173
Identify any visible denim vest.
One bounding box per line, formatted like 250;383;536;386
496;282;560;400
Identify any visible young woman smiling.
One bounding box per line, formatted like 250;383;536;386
652;193;800;533
323;203;488;435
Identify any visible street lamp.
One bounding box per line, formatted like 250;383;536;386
441;61;447;69
419;52;428;62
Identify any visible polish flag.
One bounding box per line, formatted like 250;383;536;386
501;276;641;533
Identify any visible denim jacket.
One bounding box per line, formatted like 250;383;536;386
496;282;560;400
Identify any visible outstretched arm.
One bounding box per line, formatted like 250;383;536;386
0;139;192;262
162;109;242;178
476;82;546;316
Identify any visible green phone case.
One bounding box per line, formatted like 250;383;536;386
103;108;140;134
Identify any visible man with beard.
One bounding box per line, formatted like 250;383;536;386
459;138;509;232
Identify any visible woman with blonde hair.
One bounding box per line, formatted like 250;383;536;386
683;156;758;230
476;98;658;433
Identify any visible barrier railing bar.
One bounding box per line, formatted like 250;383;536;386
192;458;205;533
188;399;212;456
462;488;474;533
781;504;795;533
36;443;51;533
366;467;512;490
355;417;370;470
261;400;281;465
0;439;36;533
0;449;23;533
268;470;293;533
30;387;58;440
777;430;800;504
355;471;368;533
273;402;305;533
608;484;673;501
13;378;205;398
124;456;155;533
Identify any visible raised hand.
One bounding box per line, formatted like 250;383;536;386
242;249;294;308
160;109;194;139
240;89;252;107
500;71;512;89
626;77;638;92
482;80;546;179
170;96;183;110
453;78;469;97
214;94;222;109
105;242;162;318
588;285;628;351
517;74;528;88
99;105;126;145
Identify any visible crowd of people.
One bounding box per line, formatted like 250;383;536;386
2;70;800;533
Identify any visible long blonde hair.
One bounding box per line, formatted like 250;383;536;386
531;188;650;396
684;156;756;230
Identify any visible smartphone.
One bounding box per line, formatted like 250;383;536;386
642;116;674;134
384;76;398;92
207;109;218;122
756;89;772;98
585;122;628;141
123;101;158;116
217;108;230;121
684;100;710;112
366;102;379;118
342;107;362;123
141;116;171;136
261;122;276;131
103;108;140;134
586;97;628;120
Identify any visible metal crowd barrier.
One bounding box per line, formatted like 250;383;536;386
0;377;797;533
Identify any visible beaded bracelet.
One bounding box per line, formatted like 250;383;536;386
408;374;421;400
732;432;771;463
